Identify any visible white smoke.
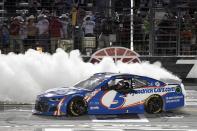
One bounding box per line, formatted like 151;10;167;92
0;48;180;103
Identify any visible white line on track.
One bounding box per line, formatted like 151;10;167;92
44;129;124;131
91;114;149;123
186;99;197;102
44;129;72;131
186;102;197;106
0;124;192;131
42;127;192;131
140;128;188;130
6;109;32;112
186;90;197;92
93;129;123;131
138;114;149;122
186;90;197;106
163;116;184;119
0;126;11;127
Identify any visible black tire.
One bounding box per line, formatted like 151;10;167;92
67;97;87;116
145;95;163;114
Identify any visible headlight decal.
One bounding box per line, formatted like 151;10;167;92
49;98;62;102
53;97;66;116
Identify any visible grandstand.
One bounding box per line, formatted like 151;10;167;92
0;0;197;56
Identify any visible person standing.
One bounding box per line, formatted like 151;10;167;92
60;14;70;39
98;18;113;49
0;25;10;51
36;14;49;52
71;5;78;27
9;16;23;52
49;13;62;53
26;15;37;50
19;19;27;53
82;16;95;37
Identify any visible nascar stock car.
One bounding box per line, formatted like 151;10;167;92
33;73;185;116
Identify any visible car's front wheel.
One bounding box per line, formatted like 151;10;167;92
145;95;163;114
67;97;87;116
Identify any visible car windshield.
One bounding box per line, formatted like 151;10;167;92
74;77;105;90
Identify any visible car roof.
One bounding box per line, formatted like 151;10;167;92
92;73;182;86
93;72;135;78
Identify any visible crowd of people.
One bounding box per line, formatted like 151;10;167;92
1;0;196;55
0;0;132;54
133;0;197;55
0;7;98;53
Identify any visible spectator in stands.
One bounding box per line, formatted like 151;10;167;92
0;24;10;48
87;11;96;22
77;6;86;26
43;9;51;18
82;16;95;37
0;23;2;46
26;15;37;49
98;18;113;48
183;11;192;29
49;12;62;53
9;16;23;52
19;19;27;52
71;5;78;27
60;14;71;39
181;12;193;55
142;16;150;43
36;14;49;52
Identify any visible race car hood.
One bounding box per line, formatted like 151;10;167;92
41;87;90;97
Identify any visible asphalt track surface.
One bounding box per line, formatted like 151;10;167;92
0;85;197;131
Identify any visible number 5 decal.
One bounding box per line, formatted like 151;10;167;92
101;91;126;109
109;94;126;109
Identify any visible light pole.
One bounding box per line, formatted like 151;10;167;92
130;0;133;50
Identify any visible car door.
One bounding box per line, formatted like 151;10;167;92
100;75;150;114
96;75;141;114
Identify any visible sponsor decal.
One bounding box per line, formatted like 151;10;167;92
166;96;183;103
176;87;182;93
90;106;100;110
155;81;160;87
136;87;176;94
101;87;176;109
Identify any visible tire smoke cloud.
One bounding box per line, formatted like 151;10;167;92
0;49;180;103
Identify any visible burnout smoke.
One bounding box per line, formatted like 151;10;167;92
0;49;180;103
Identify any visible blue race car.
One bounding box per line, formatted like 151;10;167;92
33;73;185;116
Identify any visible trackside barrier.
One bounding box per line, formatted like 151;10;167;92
58;39;74;52
82;37;96;56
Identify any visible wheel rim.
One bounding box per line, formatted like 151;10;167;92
72;99;86;115
89;47;141;64
148;97;162;113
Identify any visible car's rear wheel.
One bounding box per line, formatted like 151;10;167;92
145;95;163;114
67;97;87;116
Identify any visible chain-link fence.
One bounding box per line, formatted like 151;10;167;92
0;0;197;56
134;0;197;56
